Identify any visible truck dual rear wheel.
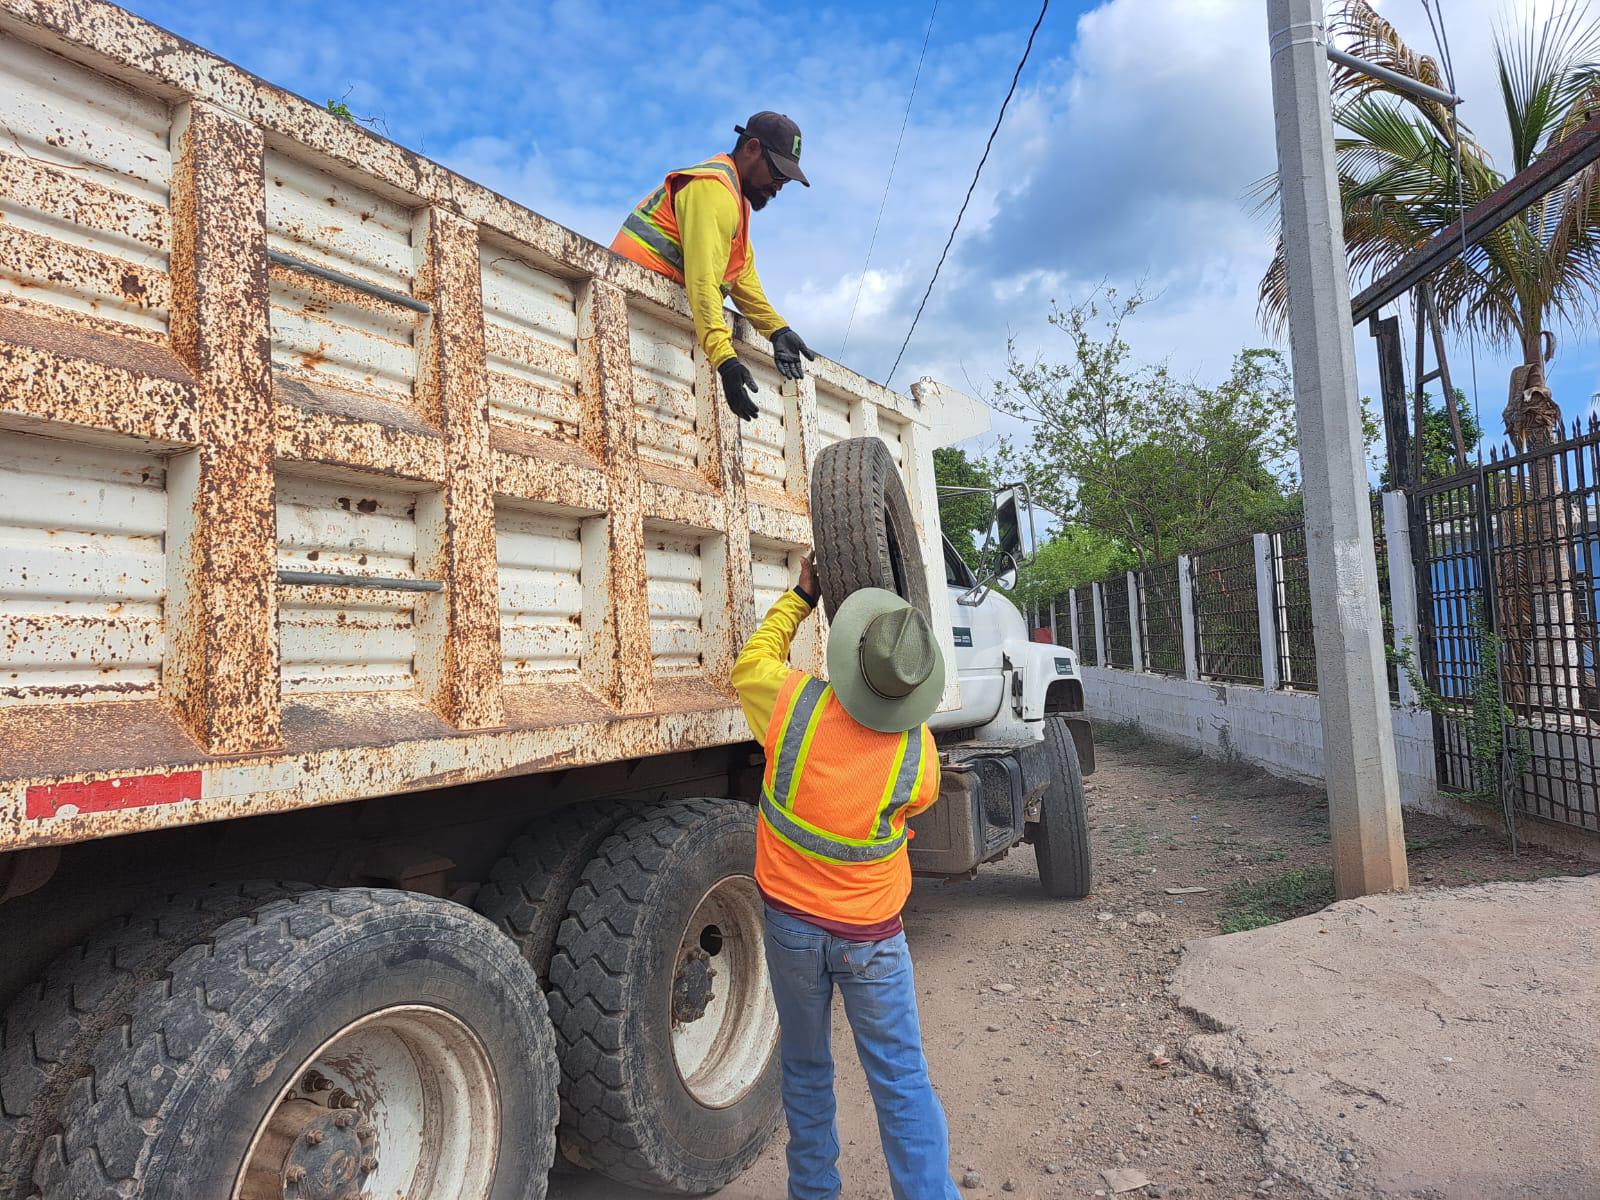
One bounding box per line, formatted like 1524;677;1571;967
1035;716;1093;898
548;797;780;1195
2;886;557;1200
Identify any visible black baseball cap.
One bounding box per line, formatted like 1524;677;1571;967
734;112;810;187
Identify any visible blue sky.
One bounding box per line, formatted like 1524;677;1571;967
129;0;1598;456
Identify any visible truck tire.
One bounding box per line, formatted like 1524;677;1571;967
810;436;931;623
1035;716;1092;898
548;798;780;1194
0;881;313;1200
23;887;557;1200
476;799;636;985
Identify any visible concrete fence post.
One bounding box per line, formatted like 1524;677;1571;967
1177;554;1199;682
1069;588;1081;656
1091;582;1107;669
1126;570;1143;671
1383;489;1422;707
1253;533;1281;690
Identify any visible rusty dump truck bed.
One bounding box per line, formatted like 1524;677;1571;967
0;1;952;853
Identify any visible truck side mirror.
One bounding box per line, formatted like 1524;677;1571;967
994;487;1036;565
993;553;1019;592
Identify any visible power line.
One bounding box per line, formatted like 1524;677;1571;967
839;0;940;361
884;0;1049;388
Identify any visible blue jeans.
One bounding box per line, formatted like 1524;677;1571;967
761;905;961;1200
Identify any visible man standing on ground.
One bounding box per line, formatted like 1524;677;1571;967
731;555;961;1200
611;112;817;422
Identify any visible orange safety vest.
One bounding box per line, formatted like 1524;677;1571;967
755;670;939;927
610;154;751;290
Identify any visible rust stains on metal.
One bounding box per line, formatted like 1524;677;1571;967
274;393;445;483
411;206;503;730
0;308;197;444
163;101;282;755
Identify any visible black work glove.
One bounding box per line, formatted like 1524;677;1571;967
718;357;760;421
771;327;816;380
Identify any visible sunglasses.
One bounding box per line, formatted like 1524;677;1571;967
759;145;789;187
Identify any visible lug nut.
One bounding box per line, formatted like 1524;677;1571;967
285;1165;306;1184
360;1155;378;1172
333;1110;357;1129
302;1071;332;1092
328;1088;360;1109
355;1123;375;1143
304;1128;324;1146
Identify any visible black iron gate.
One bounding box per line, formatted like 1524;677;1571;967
1411;419;1600;834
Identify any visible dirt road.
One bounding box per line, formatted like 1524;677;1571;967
552;733;1589;1200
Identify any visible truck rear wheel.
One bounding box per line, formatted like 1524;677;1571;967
810;436;931;623
548;797;780;1194
476;799;636;985
1035;716;1093;898
20;887;556;1200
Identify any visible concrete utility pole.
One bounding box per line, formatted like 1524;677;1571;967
1266;0;1408;898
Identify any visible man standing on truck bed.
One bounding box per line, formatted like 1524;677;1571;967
611;112;817;422
732;557;961;1200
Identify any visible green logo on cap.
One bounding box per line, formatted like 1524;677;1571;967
792;134;802;158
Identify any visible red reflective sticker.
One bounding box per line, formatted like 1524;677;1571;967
25;771;203;820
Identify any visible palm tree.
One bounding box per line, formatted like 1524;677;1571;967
1258;0;1600;450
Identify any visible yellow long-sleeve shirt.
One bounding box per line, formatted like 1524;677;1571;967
730;588;814;740
675;177;788;368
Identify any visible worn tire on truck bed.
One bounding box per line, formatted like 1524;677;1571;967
13;886;557;1200
1035;716;1093;898
810;436;931;623
476;798;636;985
548;797;780;1194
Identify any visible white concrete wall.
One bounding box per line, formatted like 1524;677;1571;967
1081;667;1439;807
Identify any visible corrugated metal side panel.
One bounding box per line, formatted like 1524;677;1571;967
276;472;419;693
743;357;789;491
496;503;582;682
630;306;702;472
0;433;166;704
644;522;708;673
480;242;581;441
752;534;820;672
266;151;418;404
0;37;171;337
879;414;909;476
816;384;853;447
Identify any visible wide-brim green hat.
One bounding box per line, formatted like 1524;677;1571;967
825;588;945;734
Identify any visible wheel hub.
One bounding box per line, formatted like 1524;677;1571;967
672;944;718;1025
240;1075;378;1200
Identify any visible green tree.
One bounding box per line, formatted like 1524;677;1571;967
1378;391;1485;487
1010;526;1130;613
1258;0;1600;448
932;447;994;568
992;288;1300;571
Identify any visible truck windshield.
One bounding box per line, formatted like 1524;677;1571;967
942;538;975;588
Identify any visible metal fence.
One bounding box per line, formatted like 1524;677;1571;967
1271;523;1317;691
1139;563;1184;676
1273;506;1397;698
1190;536;1263;685
1413;418;1600;833
1074;583;1097;665
1101;574;1135;669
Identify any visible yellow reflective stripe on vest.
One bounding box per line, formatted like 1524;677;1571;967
872;729;926;839
620;211;684;274
770;679;829;809
680;158;739;191
759;792;909;864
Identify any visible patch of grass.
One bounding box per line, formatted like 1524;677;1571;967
1094;720;1149;752
1251;848;1289;864
1218;867;1336;934
1111;831;1153;855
